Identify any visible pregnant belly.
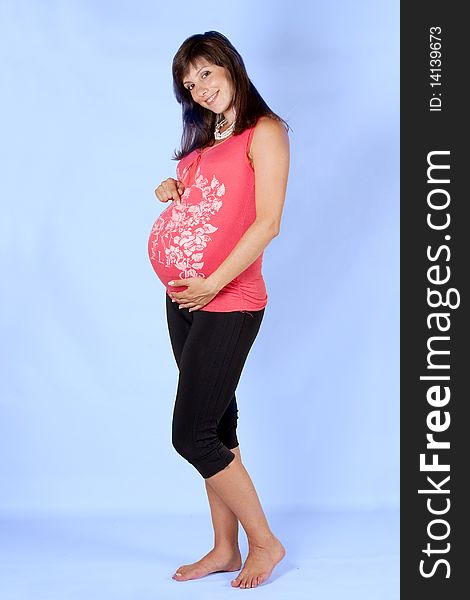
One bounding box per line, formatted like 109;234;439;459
147;199;230;289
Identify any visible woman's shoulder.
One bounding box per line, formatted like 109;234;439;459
252;115;287;133
249;116;289;161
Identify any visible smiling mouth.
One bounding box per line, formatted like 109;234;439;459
206;90;219;104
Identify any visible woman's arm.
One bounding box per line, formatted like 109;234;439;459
206;117;290;294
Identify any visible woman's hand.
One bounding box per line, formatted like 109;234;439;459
168;277;220;312
155;178;185;205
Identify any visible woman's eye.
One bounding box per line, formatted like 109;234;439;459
186;71;210;91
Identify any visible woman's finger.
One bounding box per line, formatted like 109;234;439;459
154;185;167;202
163;181;182;204
179;300;198;309
155;184;173;203
155;178;184;204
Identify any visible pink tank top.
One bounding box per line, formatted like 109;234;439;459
148;123;268;312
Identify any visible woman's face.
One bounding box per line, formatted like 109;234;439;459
183;59;235;118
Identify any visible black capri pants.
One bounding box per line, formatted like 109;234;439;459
165;293;265;479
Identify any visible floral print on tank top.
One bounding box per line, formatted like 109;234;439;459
148;162;226;280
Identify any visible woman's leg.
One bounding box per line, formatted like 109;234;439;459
170;305;265;480
172;446;243;581
209;396;241;551
166;294;243;578
206;452;285;589
206;445;241;551
168;300;285;587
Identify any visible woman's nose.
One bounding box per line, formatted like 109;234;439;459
197;86;208;100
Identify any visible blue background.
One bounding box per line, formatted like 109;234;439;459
1;0;399;516
0;1;399;597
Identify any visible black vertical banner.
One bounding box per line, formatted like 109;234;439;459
401;2;468;599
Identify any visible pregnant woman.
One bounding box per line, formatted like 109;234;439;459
148;31;290;589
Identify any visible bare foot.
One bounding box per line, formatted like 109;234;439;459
172;547;242;581
231;535;285;588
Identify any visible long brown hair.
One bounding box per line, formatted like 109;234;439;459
171;31;291;161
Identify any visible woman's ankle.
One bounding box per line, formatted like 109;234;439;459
213;541;241;554
247;531;278;548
